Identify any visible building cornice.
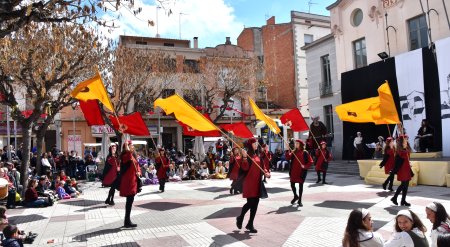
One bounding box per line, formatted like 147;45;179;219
326;0;344;10
301;33;334;50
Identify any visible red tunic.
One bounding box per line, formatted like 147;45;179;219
241;155;270;198
396;150;411;182
286;150;313;183
119;151;139;197
315;148;332;172
383;149;395;174
155;156;169;180
260;151;272;171
229;156;241;181
102;156;120;186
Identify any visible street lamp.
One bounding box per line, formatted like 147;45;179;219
5;75;13;161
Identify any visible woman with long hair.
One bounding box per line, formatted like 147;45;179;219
385;209;429;247
119;140;141;228
286;140;313;207
342;208;384;247
315;141;332;184
155;148;169;192
228;147;242;194
380;137;396;191
391;135;412;206
236;138;271;233
426;202;450;247
103;143;120;205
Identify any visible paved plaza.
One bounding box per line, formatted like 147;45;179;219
7;170;450;247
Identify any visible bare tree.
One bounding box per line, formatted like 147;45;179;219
0;22;110;190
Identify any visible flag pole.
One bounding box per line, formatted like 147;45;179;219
276;133;306;169
387;124;392;137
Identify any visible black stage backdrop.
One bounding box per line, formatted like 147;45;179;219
340;47;442;160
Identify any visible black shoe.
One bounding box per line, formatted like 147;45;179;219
322;181;328;184
230;188;233;194
234;190;239;195
23;236;35;244
391;197;398;206
105;199;110;205
316;179;321;184
245;225;258;233
401;201;411;206
298;200;303;207
124;222;137;228
109;200;115;206
236;216;243;229
291;195;299;205
382;182;387;190
388;187;394;192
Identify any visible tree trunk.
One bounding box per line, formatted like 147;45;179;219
19;127;32;195
35;132;45;175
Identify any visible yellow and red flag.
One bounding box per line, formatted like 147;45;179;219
249;98;281;134
70;72;114;111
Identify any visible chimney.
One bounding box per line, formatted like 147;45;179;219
225;37;231;45
193;37;198;48
267;16;275;25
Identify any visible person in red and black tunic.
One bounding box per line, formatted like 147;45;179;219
236;138;271;233
103;144;120;206
286;140;313;207
315;141;332;184
260;144;272;183
228;147;242;194
379;137;396;192
119;140;141;228
391;135;412;206
155;148;169;193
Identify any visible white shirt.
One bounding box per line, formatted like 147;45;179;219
430;220;450;247
384;228;427;247
354;136;363;147
41;158;51;168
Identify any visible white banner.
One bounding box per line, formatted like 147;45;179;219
436;37;450;157
395;49;425;151
67;135;82;155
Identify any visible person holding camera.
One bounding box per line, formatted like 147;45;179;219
119;140;141;228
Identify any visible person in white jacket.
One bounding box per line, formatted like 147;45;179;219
342;208;384;247
385;209;429;247
425;202;450;247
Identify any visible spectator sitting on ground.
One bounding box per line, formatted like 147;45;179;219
56;181;71;200
24;179;49;208
167;162;181;182
36;176;55;204
384;209;428;247
211;161;227;179
144;164;159;185
71;178;82;193
179;164;189;181
198;162;209;179
277;150;289;171
187;163;199;180
59;170;67;182
2;225;24;246
50;175;60;191
64;178;79;198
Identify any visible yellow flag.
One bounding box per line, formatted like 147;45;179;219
154;94;219;132
70;72;114;111
335;97;380;123
249;98;281;134
376;81;400;124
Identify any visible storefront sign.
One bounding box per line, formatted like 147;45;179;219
91;125;115;135
67;135;82;155
382;0;398;9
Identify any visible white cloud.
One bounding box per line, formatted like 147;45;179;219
98;0;244;48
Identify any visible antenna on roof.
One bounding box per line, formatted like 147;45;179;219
308;0;317;13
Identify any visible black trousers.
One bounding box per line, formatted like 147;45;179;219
290;182;304;200
383;172;395;189
106;186;115;201
239;197;260;227
125;195;135;223
159;179;166;191
393;181;409;202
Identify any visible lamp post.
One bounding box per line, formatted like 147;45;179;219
157;108;162;146
4;75;13;161
226;98;235;147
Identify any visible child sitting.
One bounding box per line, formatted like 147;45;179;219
56;181;71;200
2;224;36;246
70;178;82;193
64;179;80;198
144;165;159;185
167;163;181;182
198;162;209;180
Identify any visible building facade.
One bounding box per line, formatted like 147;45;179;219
327;0;450;79
303;34;343;159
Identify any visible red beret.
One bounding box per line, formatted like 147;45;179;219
246;137;257;150
158;148;165;152
127;140;133;145
320;141;327;145
261;143;267;148
386;137;393;143
295;140;304;145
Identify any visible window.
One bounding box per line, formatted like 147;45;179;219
320;55;332;96
323;105;334;135
163;43;175;47
351;9;363;27
183;60;200;73
162;89;175;99
304;34;313;45
408;15;428;50
136;41;147;45
353;38;367;69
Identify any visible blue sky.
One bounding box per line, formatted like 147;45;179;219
100;0;337;48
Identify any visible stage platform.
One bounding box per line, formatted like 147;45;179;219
358;153;450;187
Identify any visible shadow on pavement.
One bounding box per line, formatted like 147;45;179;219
72;228;122;242
307;183;324;188
376;191;394;197
58;199;105;207
213;193;235;200
373;219;390;231
209;231;252;247
9;214;47;224
137;191;161;197
196;187;230;193
103;242;140;247
267;205;301;214
384;206;403;216
74;204;108;212
266;187;291;194
136;201;191;211
314;201;375;210
204;207;242;220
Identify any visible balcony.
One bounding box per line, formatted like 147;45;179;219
320;83;333;97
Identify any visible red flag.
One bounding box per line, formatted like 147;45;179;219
220;122;253;138
109;112;150;136
79;100;105;126
280;108;308;131
178;113;221;137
